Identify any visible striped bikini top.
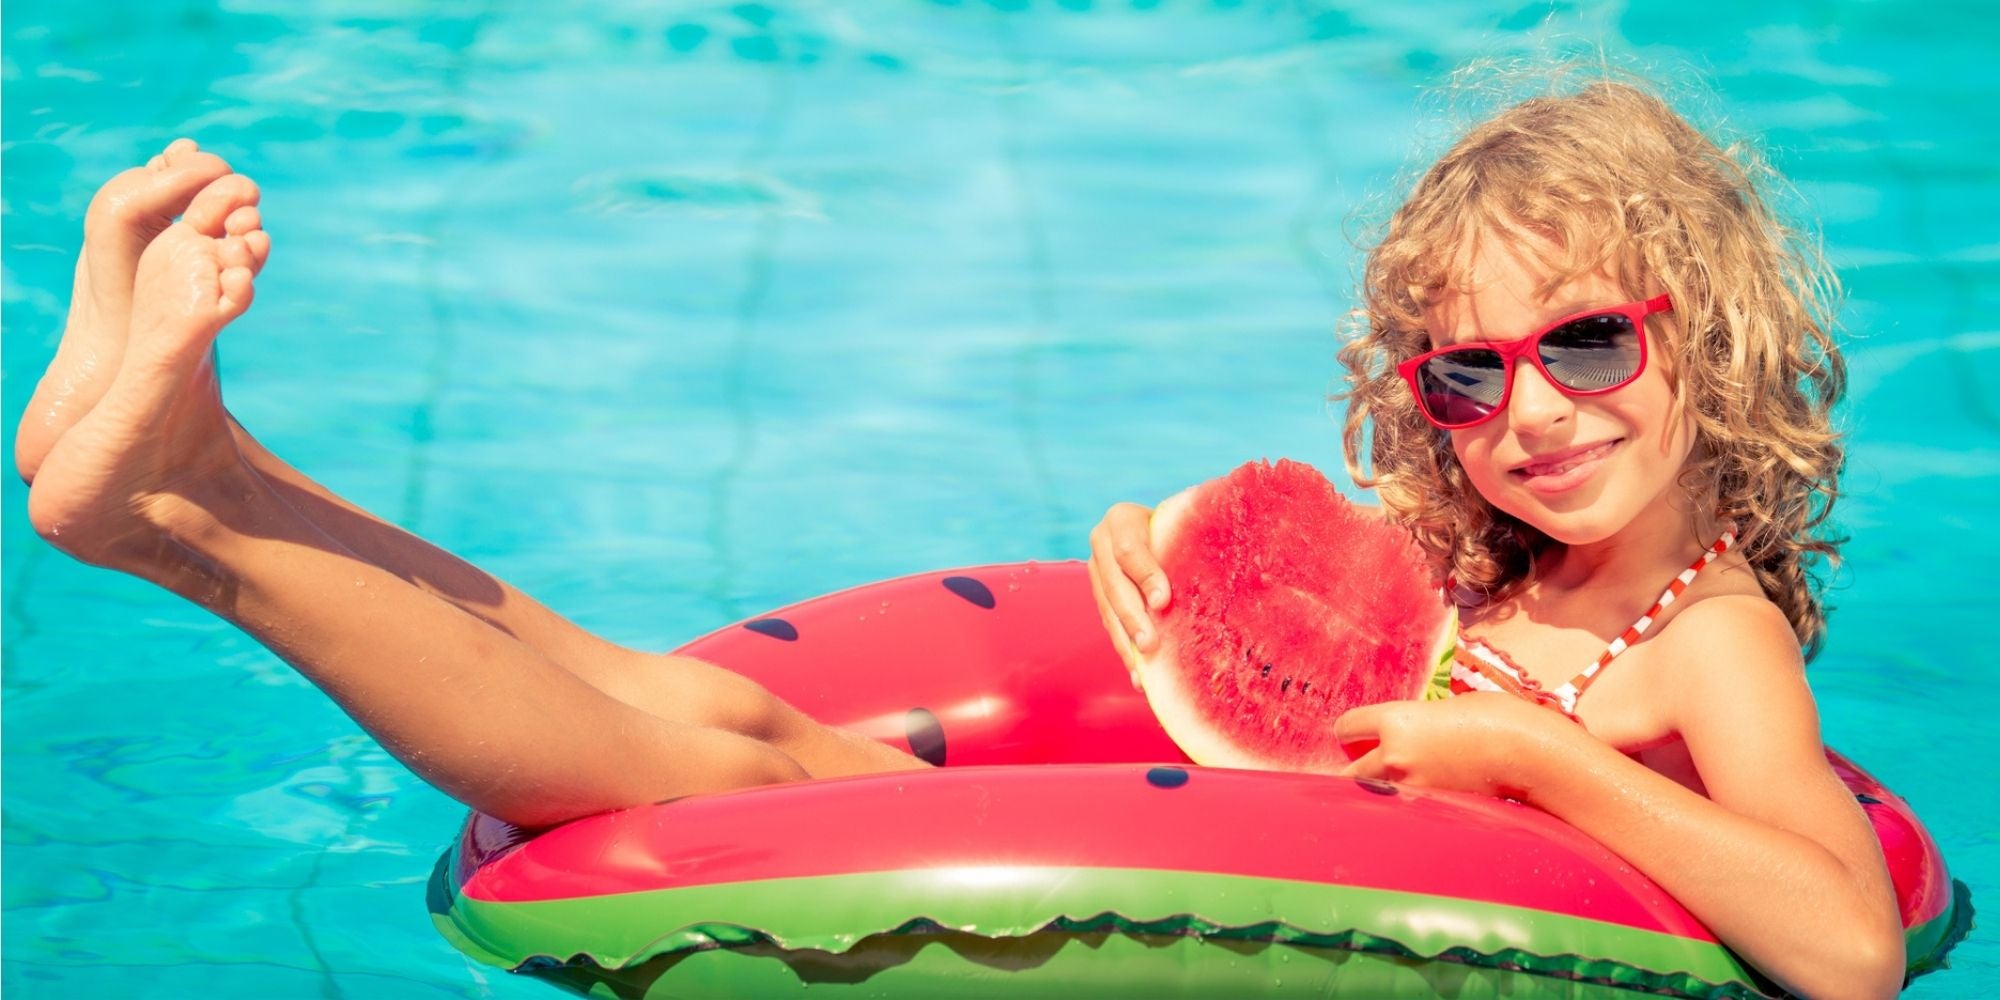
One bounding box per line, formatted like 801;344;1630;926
1448;528;1737;718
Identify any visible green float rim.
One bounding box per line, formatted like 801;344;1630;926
432;860;1791;997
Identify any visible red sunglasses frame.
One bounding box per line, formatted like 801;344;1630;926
1395;293;1673;430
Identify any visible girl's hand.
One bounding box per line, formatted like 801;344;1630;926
1086;501;1171;688
1334;693;1567;799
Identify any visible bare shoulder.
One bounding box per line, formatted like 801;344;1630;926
1653;590;1806;689
1647;591;1821;762
1648;591;1838;807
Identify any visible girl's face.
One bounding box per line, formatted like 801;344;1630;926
1423;230;1695;546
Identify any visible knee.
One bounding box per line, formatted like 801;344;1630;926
675;660;799;743
731;737;811;788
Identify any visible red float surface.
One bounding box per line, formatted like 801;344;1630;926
454;561;1955;946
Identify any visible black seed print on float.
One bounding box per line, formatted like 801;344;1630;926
905;707;947;766
1145;766;1190;789
742;618;799;641
941;576;996;609
1354;777;1398;795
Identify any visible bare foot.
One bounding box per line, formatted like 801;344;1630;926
26;218;260;568
15;140;237;484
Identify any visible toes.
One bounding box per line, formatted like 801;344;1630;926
219;234;253;272
221;208;271;275
85;149;234;246
218;231;270;277
223;205;260;237
134;223;252;326
149;139;198;170
243;230;271;273
218;266;255;319
182;174;260;238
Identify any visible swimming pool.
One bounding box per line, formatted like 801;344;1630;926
4;1;1991;996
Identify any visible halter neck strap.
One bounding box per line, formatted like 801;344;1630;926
1555;526;1737;713
1449;527;1738;717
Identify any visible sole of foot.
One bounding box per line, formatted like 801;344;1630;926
15;139;239;484
27;218;262;569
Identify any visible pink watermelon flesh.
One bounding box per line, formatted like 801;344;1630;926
1139;459;1454;772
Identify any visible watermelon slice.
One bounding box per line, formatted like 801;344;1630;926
1135;459;1456;773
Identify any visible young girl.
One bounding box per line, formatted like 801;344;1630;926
17;86;1899;999
1090;80;1903;997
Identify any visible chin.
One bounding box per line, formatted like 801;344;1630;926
1496;491;1631;547
1528;517;1622;547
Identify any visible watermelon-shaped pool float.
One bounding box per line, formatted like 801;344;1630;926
431;465;1971;998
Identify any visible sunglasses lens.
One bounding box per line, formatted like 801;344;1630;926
1539;314;1643;391
1414;349;1507;427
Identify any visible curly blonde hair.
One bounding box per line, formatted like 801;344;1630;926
1339;74;1847;657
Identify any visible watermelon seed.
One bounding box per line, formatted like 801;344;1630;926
1260;663;1273;677
904;707;947;767
743;618;799;641
1280;677;1292;694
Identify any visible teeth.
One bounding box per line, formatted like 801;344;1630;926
1522;443;1609;477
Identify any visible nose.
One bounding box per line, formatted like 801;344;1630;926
1505;359;1573;437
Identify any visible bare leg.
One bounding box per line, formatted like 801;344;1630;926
25;200;917;827
24;156;926;786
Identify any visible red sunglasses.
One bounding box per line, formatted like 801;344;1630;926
1395;294;1672;430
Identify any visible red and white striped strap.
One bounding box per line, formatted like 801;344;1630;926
1553;527;1737;713
1452;527;1736;717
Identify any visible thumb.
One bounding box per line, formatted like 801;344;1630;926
1333;704;1384;761
1338;747;1385;779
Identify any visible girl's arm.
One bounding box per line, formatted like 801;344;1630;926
1337;596;1904;1000
1551;595;1903;998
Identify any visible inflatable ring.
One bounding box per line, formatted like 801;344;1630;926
430;561;1971;998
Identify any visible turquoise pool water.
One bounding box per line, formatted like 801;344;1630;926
4;1;1992;996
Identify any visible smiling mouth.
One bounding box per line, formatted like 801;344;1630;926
1512;440;1620;478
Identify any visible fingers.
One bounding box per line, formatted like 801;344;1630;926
1338;747;1384;778
1108;502;1171;613
1332;703;1386;762
1088;502;1169;655
1086;558;1144;690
